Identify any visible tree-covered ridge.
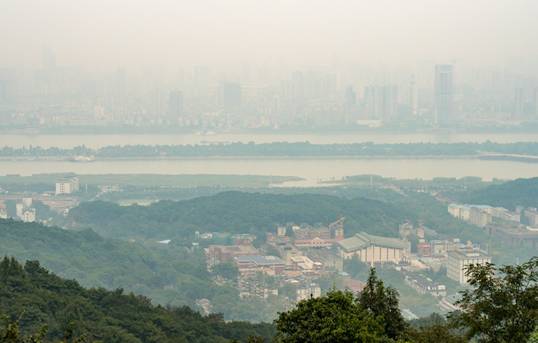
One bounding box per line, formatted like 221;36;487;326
0;257;274;343
0;219;273;322
4;141;538;158
68;192;411;240
454;177;538;210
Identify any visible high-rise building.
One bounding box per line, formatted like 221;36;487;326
532;88;538;120
344;86;357;123
167;90;184;121
408;76;418;118
513;87;525;120
219;82;242;113
380;85;398;121
363;85;398;121
434;64;454;126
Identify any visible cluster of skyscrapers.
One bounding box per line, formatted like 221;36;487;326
0;57;537;131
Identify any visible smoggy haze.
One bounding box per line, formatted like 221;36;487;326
2;0;538;73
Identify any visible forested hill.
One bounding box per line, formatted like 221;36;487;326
0;257;275;343
0;219;273;322
455;177;538;210
68;191;411;240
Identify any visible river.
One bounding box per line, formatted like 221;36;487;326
1;158;537;186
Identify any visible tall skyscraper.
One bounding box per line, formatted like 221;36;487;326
363;85;398;121
532;88;538;120
344;86;357;123
513;87;524;120
219;82;242;113
167;90;184;122
434;65;454;126
408;75;418;118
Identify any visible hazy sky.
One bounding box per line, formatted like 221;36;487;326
2;0;537;74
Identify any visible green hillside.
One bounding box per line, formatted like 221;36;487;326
454;177;538;210
68;191;411;240
0;219;277;322
0;257;274;342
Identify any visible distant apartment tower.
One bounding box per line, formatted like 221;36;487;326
363;85;398;121
447;250;491;285
219;82;242;113
343;86;357;123
55;177;80;195
434;64;454;126
408;76;418;118
167;90;184;121
534;88;538;118
513;87;525;120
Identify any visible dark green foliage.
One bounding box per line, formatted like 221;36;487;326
0;317;47;343
408;313;465;343
275;290;384;343
275;269;418;342
358;268;408;340
0;219;269;321
68;192;410;240
343;255;369;279
407;322;466;343
450;257;538;343
0;257;275;343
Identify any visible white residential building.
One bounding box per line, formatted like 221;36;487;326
447;250;491;285
55;177;80;195
21;208;36;223
296;283;322;302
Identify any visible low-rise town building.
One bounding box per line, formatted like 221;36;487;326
206;244;258;267
337;232;410;265
404;274;447;297
235;255;286;276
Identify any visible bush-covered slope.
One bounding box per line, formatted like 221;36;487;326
0;257;274;342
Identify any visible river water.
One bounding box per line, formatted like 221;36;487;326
1;132;538;185
1;158;537;185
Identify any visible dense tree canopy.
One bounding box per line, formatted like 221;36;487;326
68;192;411;240
450;257;538;343
275;290;384;343
0;219;279;322
358;268;408;340
0;257;274;343
276;269;412;342
455;177;538;210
